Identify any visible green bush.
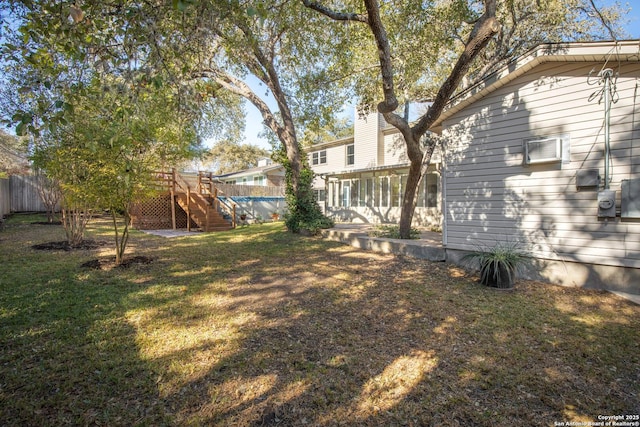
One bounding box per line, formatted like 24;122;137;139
274;145;334;234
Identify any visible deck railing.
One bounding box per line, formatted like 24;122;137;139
197;171;236;228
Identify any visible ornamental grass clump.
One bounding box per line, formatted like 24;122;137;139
462;240;531;289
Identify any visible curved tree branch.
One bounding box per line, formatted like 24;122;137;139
193;69;285;139
301;0;368;23
412;0;499;138
363;0;399;114
586;0;618;40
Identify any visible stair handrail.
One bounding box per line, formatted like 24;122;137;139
172;169;191;193
215;194;237;228
197;171;238;228
197;171;215;199
151;170;174;192
175;169;218;230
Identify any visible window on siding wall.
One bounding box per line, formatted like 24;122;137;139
380;177;389;207
417;172;439;208
346;144;355;166
312;150;327;165
328;182;338;207
351;179;360;207
254;176;264;186
342;181;351;207
426;173;438;208
365;178;373;207
391;176;401;207
314;189;326;202
373;177;380;206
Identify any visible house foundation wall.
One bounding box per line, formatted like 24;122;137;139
446;248;640;296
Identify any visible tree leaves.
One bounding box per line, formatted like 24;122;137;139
206;140;270;175
172;0;194;12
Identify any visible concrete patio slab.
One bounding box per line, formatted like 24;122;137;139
140;229;203;238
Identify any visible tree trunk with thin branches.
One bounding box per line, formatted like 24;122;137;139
305;0;500;238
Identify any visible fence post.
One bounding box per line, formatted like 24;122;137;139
0;178;10;217
170;169;176;230
186;186;191;232
232;204;236;229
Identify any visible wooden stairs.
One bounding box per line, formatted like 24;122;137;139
152;169;237;232
175;192;233;232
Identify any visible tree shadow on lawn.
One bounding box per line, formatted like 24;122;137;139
121;229;640;426
4;219;638;426
0;227;172;426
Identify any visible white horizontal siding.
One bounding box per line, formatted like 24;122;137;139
443;61;640;268
309;143;351;175
353;112;380;169
383;133;409;165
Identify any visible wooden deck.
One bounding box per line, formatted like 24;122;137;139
131;170;236;232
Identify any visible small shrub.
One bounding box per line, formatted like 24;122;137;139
462;240;530;288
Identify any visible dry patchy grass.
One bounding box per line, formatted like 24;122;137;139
0;214;638;426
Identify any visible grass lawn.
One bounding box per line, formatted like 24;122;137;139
0;214;638;426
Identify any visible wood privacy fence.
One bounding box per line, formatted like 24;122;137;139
0;174;285;218
0;175;60;215
0;178;10;216
214;183;284;197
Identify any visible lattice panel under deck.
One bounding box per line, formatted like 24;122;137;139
131;194;194;230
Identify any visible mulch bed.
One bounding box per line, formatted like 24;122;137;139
80;255;155;270
32;240;109;251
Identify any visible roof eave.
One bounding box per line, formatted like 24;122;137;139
431;40;640;133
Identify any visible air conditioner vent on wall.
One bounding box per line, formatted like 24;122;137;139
524;137;562;164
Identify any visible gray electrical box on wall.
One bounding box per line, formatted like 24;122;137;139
597;190;616;218
576;169;600;189
621;178;640;218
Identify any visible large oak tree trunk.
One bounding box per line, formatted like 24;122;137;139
397;136;438;239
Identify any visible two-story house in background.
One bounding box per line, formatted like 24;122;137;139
309;110;442;230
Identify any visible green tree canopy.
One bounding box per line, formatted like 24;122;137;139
0;129;29;177
205;140;270;175
1;0;202;259
1;0;348;233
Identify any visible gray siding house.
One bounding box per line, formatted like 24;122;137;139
434;40;640;295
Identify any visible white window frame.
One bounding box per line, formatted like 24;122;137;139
346;144;355;166
523;134;570;165
312;150;327;165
